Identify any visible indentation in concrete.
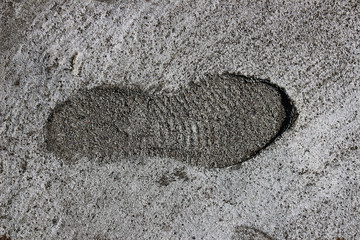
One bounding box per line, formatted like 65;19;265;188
45;74;297;168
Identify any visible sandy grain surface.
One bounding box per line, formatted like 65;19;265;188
0;0;359;239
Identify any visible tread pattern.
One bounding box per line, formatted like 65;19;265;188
45;74;296;168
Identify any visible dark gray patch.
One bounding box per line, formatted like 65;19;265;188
173;168;189;181
45;74;297;168
0;235;11;240
157;174;174;187
232;226;273;240
157;168;189;186
13;79;20;86
52;218;58;225
94;0;114;3
19;160;27;174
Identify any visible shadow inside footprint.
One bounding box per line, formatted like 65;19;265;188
45;74;297;168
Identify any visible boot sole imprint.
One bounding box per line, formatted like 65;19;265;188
45;74;297;168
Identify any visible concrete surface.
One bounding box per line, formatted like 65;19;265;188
0;0;359;239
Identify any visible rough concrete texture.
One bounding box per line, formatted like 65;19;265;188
232;226;273;240
0;0;359;239
45;74;296;168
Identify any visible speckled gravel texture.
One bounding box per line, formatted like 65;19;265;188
0;0;359;239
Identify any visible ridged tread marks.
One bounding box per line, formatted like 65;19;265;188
147;95;170;154
165;94;188;153
193;84;217;151
171;83;212;155
196;83;222;151
172;95;188;149
199;82;228;153
183;86;203;150
204;80;242;150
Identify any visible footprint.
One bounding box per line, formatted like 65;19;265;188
45;74;297;168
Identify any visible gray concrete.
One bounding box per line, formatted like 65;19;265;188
0;0;359;239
